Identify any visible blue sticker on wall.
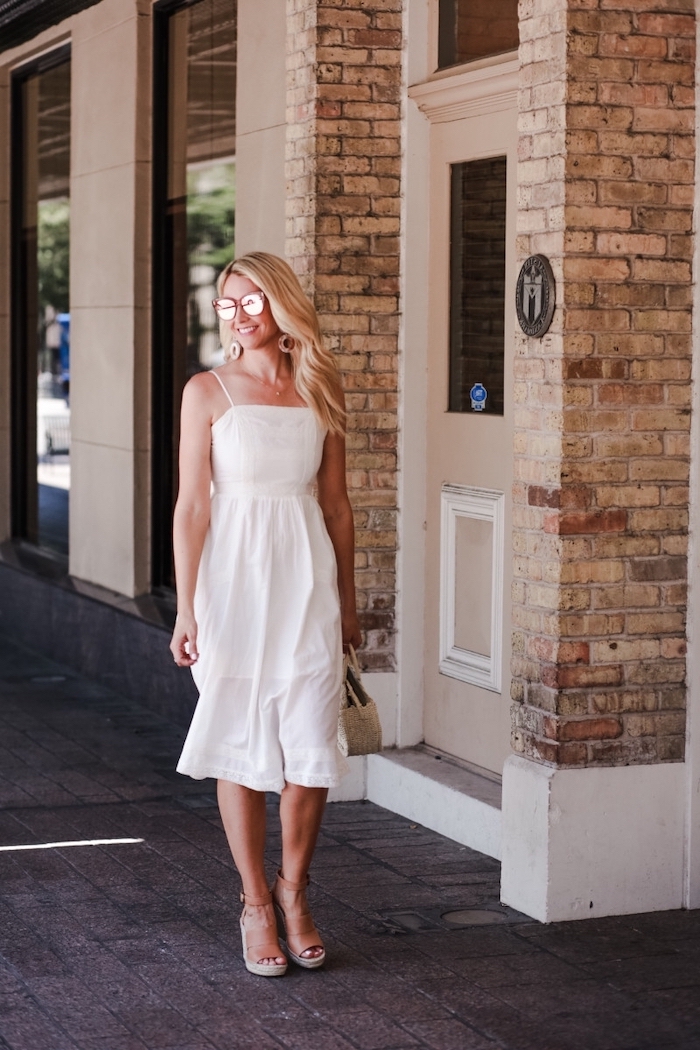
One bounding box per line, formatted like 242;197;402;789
470;383;487;411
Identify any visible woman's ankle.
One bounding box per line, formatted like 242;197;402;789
276;867;309;890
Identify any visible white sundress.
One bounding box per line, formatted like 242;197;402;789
176;372;349;793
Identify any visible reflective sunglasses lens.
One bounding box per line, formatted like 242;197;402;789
241;294;264;316
213;299;237;320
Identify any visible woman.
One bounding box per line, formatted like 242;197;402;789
170;252;361;977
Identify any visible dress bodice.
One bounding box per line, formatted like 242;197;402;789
210;405;325;498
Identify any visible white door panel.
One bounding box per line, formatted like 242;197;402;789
423;102;517;774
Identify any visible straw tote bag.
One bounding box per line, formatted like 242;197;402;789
338;645;383;757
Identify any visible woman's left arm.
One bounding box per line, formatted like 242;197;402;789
317;429;362;650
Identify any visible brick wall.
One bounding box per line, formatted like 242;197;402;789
285;0;402;671
512;0;695;766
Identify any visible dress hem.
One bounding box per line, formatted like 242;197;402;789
176;763;346;793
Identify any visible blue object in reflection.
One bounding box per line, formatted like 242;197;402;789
58;313;70;395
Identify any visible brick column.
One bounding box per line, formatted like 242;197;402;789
511;0;695;769
286;0;402;670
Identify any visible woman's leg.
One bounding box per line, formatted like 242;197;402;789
279;783;328;881
275;783;328;961
217;780;286;968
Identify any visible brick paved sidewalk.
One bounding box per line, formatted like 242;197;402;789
1;637;699;1050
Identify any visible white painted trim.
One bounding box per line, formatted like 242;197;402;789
501;756;685;922
395;0;432;750
367;750;502;859
407;0;436;87
409;57;519;124
439;485;504;692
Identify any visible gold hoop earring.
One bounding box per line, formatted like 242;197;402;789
278;334;294;354
231;340;242;360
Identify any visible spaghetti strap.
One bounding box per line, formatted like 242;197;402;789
211;369;235;408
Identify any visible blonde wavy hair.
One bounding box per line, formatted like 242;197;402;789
216;252;346;435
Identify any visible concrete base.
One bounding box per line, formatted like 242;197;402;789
328;756;366;802
366;747;502;859
501;755;686;922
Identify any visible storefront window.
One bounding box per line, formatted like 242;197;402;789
449;157;507;416
152;0;237;587
11;48;71;556
438;0;519;69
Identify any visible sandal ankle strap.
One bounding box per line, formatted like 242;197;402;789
240;889;272;907
275;869;310;892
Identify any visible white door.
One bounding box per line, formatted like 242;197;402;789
423;82;517;775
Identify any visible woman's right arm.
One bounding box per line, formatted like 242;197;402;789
169;374;214;667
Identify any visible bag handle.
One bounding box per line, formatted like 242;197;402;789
343;645;371;709
344;643;362;676
344;679;363;710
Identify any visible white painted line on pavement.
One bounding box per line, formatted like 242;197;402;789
0;838;145;852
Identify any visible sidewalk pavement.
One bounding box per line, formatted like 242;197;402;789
1;637;699;1050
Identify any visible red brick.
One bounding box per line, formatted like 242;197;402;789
559;717;624;741
545;510;628;535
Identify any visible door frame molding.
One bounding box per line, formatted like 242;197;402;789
397;25;519;751
409;56;518;124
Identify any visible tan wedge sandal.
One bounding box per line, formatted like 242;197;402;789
239;890;288;977
272;870;326;970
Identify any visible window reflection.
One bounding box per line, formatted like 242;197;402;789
186;162;236;371
168;0;237;381
438;0;519;69
14;56;71;555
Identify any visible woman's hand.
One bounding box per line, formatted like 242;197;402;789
170;613;199;667
342;611;362;653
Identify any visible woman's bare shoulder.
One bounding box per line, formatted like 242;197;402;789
180;371;224;424
183;369;226;404
186;369;219;394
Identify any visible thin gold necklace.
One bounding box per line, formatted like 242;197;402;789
242;367;291;397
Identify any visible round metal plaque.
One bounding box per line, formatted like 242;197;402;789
515;254;556;338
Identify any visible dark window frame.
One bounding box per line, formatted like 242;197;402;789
10;43;72;549
152;0;202;589
151;0;176;590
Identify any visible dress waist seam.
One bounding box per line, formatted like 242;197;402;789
212;486;314;498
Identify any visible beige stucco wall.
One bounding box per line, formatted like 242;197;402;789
235;0;286;257
69;0;151;596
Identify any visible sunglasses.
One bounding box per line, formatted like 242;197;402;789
212;291;266;321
